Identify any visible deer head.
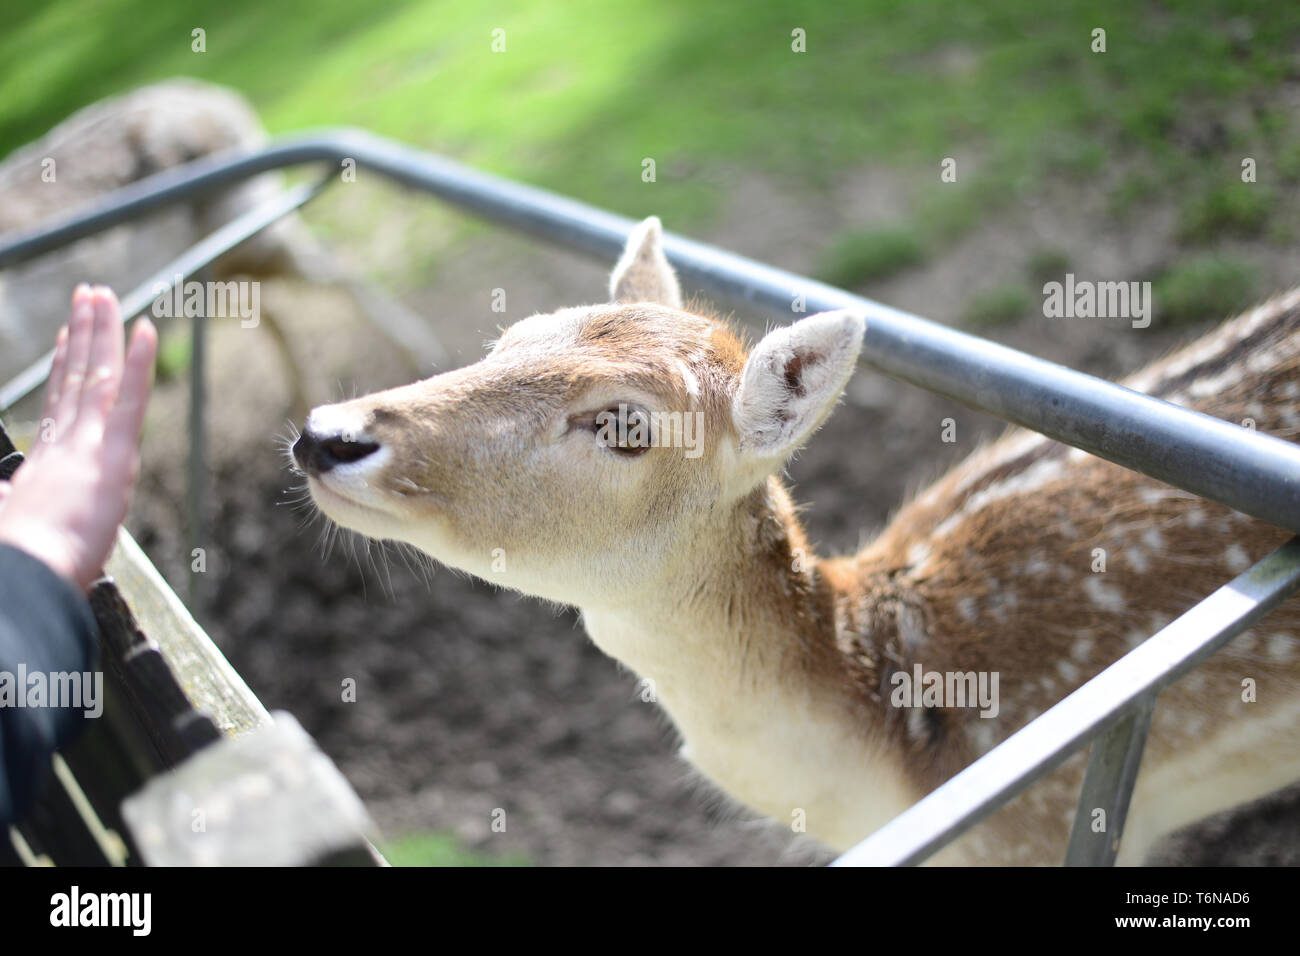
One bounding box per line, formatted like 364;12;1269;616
293;218;864;612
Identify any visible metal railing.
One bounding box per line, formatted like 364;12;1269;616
3;128;1298;866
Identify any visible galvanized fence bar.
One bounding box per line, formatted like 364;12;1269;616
186;265;211;614
0;176;329;412
1063;694;1156;866
2;130;1300;531
832;536;1300;866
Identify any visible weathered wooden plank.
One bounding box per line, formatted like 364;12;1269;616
14;766;112;867
122;712;380;867
104;529;271;739
89;576;223;766
57;702;160;863
5;828;45;866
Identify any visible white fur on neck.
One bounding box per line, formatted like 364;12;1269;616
579;591;916;852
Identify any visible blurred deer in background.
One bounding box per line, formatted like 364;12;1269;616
291;217;1300;864
0;79;444;417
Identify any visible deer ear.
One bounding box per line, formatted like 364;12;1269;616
733;310;866;461
609;217;682;308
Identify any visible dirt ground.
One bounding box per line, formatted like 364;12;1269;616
108;173;1300;866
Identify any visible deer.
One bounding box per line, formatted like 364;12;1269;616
0;79;444;416
290;217;1300;865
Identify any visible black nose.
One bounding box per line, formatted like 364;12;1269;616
293;429;380;475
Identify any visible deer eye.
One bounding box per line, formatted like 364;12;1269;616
592;404;652;457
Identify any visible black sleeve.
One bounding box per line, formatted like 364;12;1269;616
0;543;100;827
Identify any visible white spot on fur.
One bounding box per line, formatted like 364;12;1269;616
989;590;1019;616
954;429;1047;494
1140;487;1190;505
1022;554;1050;577
907;541;932;569
906;707;929;742
675;358;700;398
1085;576;1126;613
935;459;1065;539
1268;633;1295;662
1188;364;1247;399
971;722;997;754
1224;543;1251;573
1182;671;1208;695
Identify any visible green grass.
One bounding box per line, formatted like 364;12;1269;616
914;176;1014;246
3;0;1300;232
1152;255;1258;326
1027;248;1071;284
154;324;194;382
1279;143;1300;182
1178;183;1275;242
381;831;529;867
1109;168;1163;218
816;226;925;287
963;283;1034;327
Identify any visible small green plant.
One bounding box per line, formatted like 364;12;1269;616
1027;248;1070;285
153;326;192;383
963;284;1033;328
1042;137;1106;178
915;180;1002;244
1177;184;1274;243
815;227;925;288
1268;219;1296;245
381;831;530;867
1152;256;1257;327
1278;143;1300;182
1109;169;1161;218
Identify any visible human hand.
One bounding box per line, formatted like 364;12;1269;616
0;285;158;591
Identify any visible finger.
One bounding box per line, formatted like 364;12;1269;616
41;325;70;425
101;318;158;483
74;286;126;435
54;284;96;433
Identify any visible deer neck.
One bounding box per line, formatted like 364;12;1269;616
578;476;919;849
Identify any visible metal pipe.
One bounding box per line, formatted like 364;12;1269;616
186;265;211;615
832;536;1300;866
3;130;1300;529
1063;694;1155;865
0;177;328;412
